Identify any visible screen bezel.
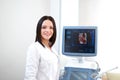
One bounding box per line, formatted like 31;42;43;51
62;26;97;57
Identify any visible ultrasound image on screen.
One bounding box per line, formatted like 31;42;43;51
78;32;87;44
64;29;95;54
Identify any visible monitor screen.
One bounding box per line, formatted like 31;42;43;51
62;26;97;57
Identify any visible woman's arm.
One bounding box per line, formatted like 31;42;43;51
24;44;40;80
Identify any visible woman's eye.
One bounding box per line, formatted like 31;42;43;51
42;26;47;29
50;26;54;29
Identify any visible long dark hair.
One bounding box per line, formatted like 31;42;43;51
35;16;57;47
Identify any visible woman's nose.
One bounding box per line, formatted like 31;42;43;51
45;27;51;32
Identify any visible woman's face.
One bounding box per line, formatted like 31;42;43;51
41;20;54;42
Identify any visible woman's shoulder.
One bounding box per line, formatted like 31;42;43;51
26;42;42;58
28;41;41;47
29;41;44;51
27;41;45;55
28;41;43;50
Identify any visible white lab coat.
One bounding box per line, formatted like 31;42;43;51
24;41;60;80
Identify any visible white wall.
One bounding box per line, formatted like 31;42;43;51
61;0;120;72
61;0;79;27
95;0;120;72
0;0;50;80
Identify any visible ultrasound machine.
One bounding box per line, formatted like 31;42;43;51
60;26;100;80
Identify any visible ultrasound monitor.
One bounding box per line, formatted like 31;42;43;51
61;26;98;80
62;26;97;57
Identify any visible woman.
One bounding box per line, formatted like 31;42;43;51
24;16;60;80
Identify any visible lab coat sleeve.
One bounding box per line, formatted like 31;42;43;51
24;44;40;80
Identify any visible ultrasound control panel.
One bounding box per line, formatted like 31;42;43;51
60;67;98;80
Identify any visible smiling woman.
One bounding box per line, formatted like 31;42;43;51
24;16;60;80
